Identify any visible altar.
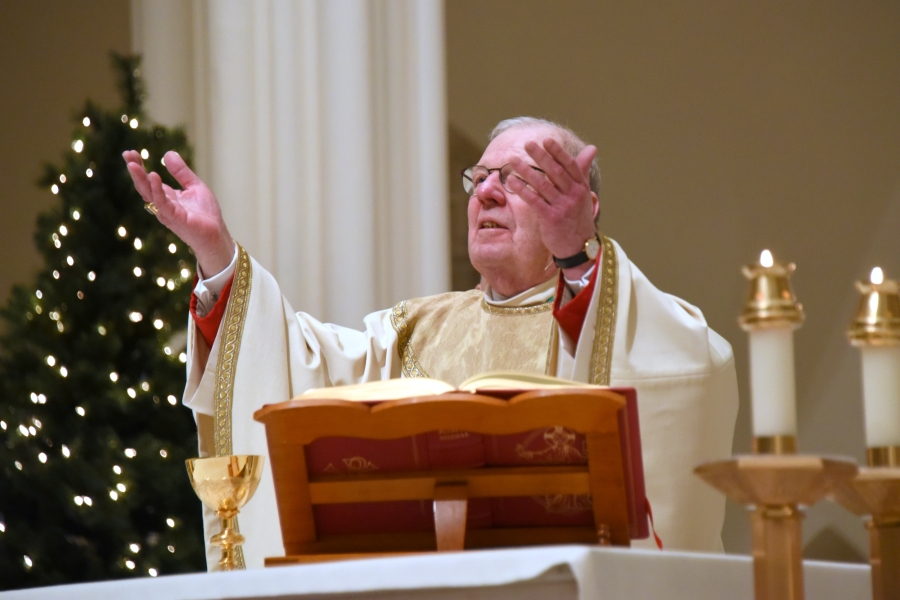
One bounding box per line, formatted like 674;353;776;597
0;546;869;600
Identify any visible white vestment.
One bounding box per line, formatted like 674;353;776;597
184;237;738;569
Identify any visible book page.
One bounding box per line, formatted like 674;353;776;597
298;377;455;402
458;371;605;392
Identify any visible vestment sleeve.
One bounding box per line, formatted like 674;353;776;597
181;248;403;569
190;276;233;347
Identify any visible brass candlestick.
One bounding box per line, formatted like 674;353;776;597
846;267;900;467
697;251;858;600
829;268;900;600
739;250;804;455
186;455;264;571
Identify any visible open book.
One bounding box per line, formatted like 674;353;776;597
300;371;605;402
299;372;649;541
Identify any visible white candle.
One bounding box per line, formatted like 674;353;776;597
860;345;900;447
748;327;798;437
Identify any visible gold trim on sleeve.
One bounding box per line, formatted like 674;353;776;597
390;301;429;378
589;236;618;386
480;298;554;316
212;243;252;569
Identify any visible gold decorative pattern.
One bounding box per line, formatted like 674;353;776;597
390;301;429;378
212;243;252;570
589;236;618;386
480;298;554;316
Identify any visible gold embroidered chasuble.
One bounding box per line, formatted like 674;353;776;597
393;291;554;385
184;236;738;570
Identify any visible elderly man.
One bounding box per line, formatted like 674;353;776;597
124;117;737;569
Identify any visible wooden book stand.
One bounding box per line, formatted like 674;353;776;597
253;389;632;565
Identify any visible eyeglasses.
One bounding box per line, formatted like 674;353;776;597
461;163;546;196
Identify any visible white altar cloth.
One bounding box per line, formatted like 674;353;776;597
0;546;870;600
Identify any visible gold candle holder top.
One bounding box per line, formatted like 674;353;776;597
847;268;900;347
739;250;805;331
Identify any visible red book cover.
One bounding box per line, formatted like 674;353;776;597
304;387;648;540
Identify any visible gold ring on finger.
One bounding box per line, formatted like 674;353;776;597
144;202;159;215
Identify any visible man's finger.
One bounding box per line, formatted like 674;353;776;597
509;155;558;203
122;149;145;168
163;151;201;189
575;144;597;179
542;139;587;185
521;141;573;195
125;161;153;202
161;182;179;204
148;172;176;213
506;170;552;210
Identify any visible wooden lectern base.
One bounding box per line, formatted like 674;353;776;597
254;389;639;565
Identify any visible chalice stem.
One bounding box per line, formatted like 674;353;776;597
211;515;246;571
751;505;804;600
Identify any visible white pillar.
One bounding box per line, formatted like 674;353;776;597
132;0;450;327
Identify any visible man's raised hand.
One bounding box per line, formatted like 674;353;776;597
506;138;599;268
123;150;235;277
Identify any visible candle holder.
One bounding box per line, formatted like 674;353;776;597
696;456;857;600
829;268;900;600
830;468;900;600
846;268;900;467
739;250;804;455
696;251;858;600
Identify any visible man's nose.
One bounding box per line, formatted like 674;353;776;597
475;171;506;205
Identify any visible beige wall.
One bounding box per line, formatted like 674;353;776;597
447;0;900;559
0;0;131;309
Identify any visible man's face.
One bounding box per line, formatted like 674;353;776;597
467;125;560;291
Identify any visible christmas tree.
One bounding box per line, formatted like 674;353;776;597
0;55;205;590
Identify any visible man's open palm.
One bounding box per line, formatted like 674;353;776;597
123;150;234;276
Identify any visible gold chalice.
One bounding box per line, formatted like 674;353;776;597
185;455;264;571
